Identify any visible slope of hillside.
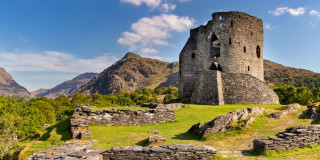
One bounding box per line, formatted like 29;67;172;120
73;52;179;95
0;67;31;99
264;60;320;88
32;72;98;98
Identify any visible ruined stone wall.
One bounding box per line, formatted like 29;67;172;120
179;11;264;99
102;144;217;160
254;125;320;150
71;104;175;139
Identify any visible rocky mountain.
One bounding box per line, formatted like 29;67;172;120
0;67;31;99
32;72;98;98
73;53;179;95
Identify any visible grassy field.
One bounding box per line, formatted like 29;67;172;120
19;104;318;159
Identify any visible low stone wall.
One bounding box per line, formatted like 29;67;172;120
254;125;320;150
27;140;101;160
188;107;265;137
71;104;176;139
102;144;217;160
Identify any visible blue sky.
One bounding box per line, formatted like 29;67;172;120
1;0;320;91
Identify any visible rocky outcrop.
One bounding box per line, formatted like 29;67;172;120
254;125;320;151
32;72;98;98
302;105;319;119
102;144;217;160
270;103;301;119
71;104;176;139
0;67;31;99
27;140;101;160
188;107;265;137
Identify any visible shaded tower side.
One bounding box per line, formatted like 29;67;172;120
179;11;264;100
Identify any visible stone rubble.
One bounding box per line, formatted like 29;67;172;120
188;107;265;137
102;144;217;160
155;103;189;111
27;140;101;160
253;125;320;150
270;103;301;119
303;105;319;119
148;135;166;146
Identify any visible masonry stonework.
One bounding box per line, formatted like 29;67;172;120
179;11;279;105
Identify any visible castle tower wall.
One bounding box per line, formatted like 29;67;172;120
179;11;264;100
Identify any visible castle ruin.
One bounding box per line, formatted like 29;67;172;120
179;11;279;105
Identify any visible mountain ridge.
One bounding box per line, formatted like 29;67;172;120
32;72;98;98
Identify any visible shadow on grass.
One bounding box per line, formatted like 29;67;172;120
172;132;202;141
135;138;148;147
39;118;72;141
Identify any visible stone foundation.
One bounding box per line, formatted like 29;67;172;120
71;104;176;139
102;144;217;160
254;125;320;150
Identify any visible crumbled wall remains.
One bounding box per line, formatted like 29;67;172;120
254;125;320;150
71;104;176;139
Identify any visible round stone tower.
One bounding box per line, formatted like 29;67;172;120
179;11;264;99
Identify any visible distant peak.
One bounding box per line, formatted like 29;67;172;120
123;52;142;59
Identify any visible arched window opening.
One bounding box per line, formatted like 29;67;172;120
243;46;246;53
248;66;250;71
256;45;261;58
229;38;232;45
192;53;196;59
219;14;222;20
211;62;222;71
211;33;221;57
231;20;234;27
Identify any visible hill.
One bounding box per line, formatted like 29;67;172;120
0;67;31;99
73;52;178;95
32;72;98;98
264;60;320;88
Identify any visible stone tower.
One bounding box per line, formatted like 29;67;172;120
178;11;279;105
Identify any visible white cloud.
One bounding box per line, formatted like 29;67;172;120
160;3;176;12
264;23;276;30
141;48;158;54
118;14;195;55
120;0;190;12
310;10;320;18
269;7;305;16
0;50;119;73
120;0;161;8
